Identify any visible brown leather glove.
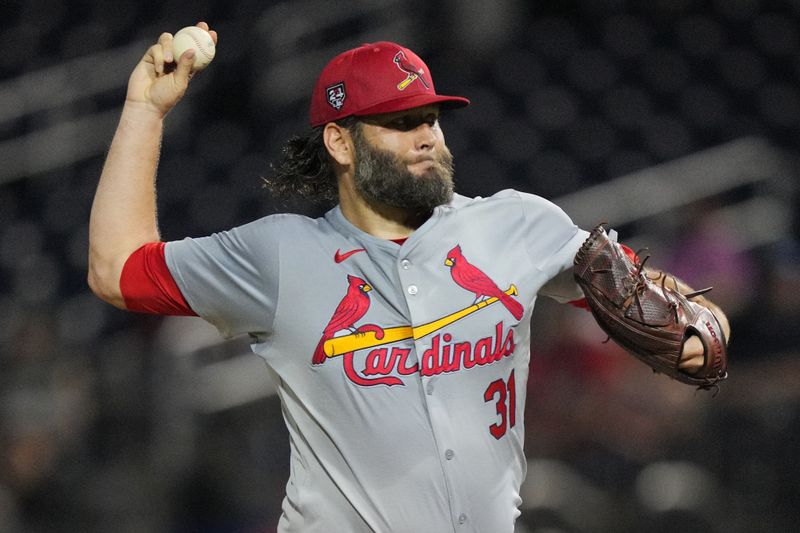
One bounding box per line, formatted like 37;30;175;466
573;224;728;390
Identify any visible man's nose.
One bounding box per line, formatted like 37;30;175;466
414;123;438;151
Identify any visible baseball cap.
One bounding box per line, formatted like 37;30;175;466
309;41;470;126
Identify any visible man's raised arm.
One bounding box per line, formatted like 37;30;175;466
88;23;217;308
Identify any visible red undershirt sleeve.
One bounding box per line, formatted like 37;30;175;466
568;242;638;310
119;242;197;316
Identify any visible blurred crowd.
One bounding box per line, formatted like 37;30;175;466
1;1;798;532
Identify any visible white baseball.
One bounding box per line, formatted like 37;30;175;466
172;26;216;71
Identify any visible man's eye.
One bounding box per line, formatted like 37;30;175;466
387;116;439;130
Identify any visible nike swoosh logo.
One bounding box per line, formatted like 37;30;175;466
334;248;366;263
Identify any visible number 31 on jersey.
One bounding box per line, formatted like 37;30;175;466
484;369;516;439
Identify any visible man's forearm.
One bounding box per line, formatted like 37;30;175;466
88;102;165;307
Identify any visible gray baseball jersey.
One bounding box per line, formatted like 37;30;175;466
165;189;589;533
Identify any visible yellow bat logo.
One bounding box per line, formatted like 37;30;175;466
323;285;518;357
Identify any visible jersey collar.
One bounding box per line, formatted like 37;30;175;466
324;200;455;254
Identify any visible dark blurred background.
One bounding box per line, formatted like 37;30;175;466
1;1;798;532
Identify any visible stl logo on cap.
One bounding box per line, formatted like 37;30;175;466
326;82;346;111
393;51;429;91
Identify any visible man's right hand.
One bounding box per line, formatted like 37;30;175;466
89;22;218;308
126;21;218;117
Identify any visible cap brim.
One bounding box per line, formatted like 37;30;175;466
354;94;470;118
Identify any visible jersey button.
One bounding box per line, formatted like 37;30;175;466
458;513;467;524
407;285;418;295
444;449;454;460
425;382;434;395
401;259;411;270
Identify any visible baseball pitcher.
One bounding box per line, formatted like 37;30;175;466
88;22;729;533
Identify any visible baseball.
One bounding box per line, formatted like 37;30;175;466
172;26;215;71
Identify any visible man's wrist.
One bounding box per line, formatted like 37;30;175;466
121;100;168;123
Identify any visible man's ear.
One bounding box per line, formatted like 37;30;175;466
323;122;355;166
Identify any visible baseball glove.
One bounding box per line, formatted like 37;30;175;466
573;224;728;390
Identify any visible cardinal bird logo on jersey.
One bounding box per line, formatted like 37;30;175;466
393;51;430;91
311;268;520;387
445;245;524;320
313;275;384;365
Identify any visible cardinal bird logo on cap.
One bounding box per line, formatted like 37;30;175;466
393;51;430;91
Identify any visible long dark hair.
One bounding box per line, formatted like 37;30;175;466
264;117;359;205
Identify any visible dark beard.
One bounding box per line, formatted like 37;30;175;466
351;127;455;213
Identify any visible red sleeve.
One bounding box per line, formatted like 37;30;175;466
620;243;639;263
568;297;591;310
120;242;197;316
568;242;639;310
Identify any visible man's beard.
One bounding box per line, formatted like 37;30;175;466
351;127;455;213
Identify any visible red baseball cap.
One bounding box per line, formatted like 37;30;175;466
309;41;470;126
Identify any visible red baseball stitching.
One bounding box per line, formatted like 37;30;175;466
187;33;213;60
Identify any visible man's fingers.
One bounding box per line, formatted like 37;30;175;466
158;32;174;70
195;21;218;45
146;43;164;75
679;335;705;373
174;49;196;84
